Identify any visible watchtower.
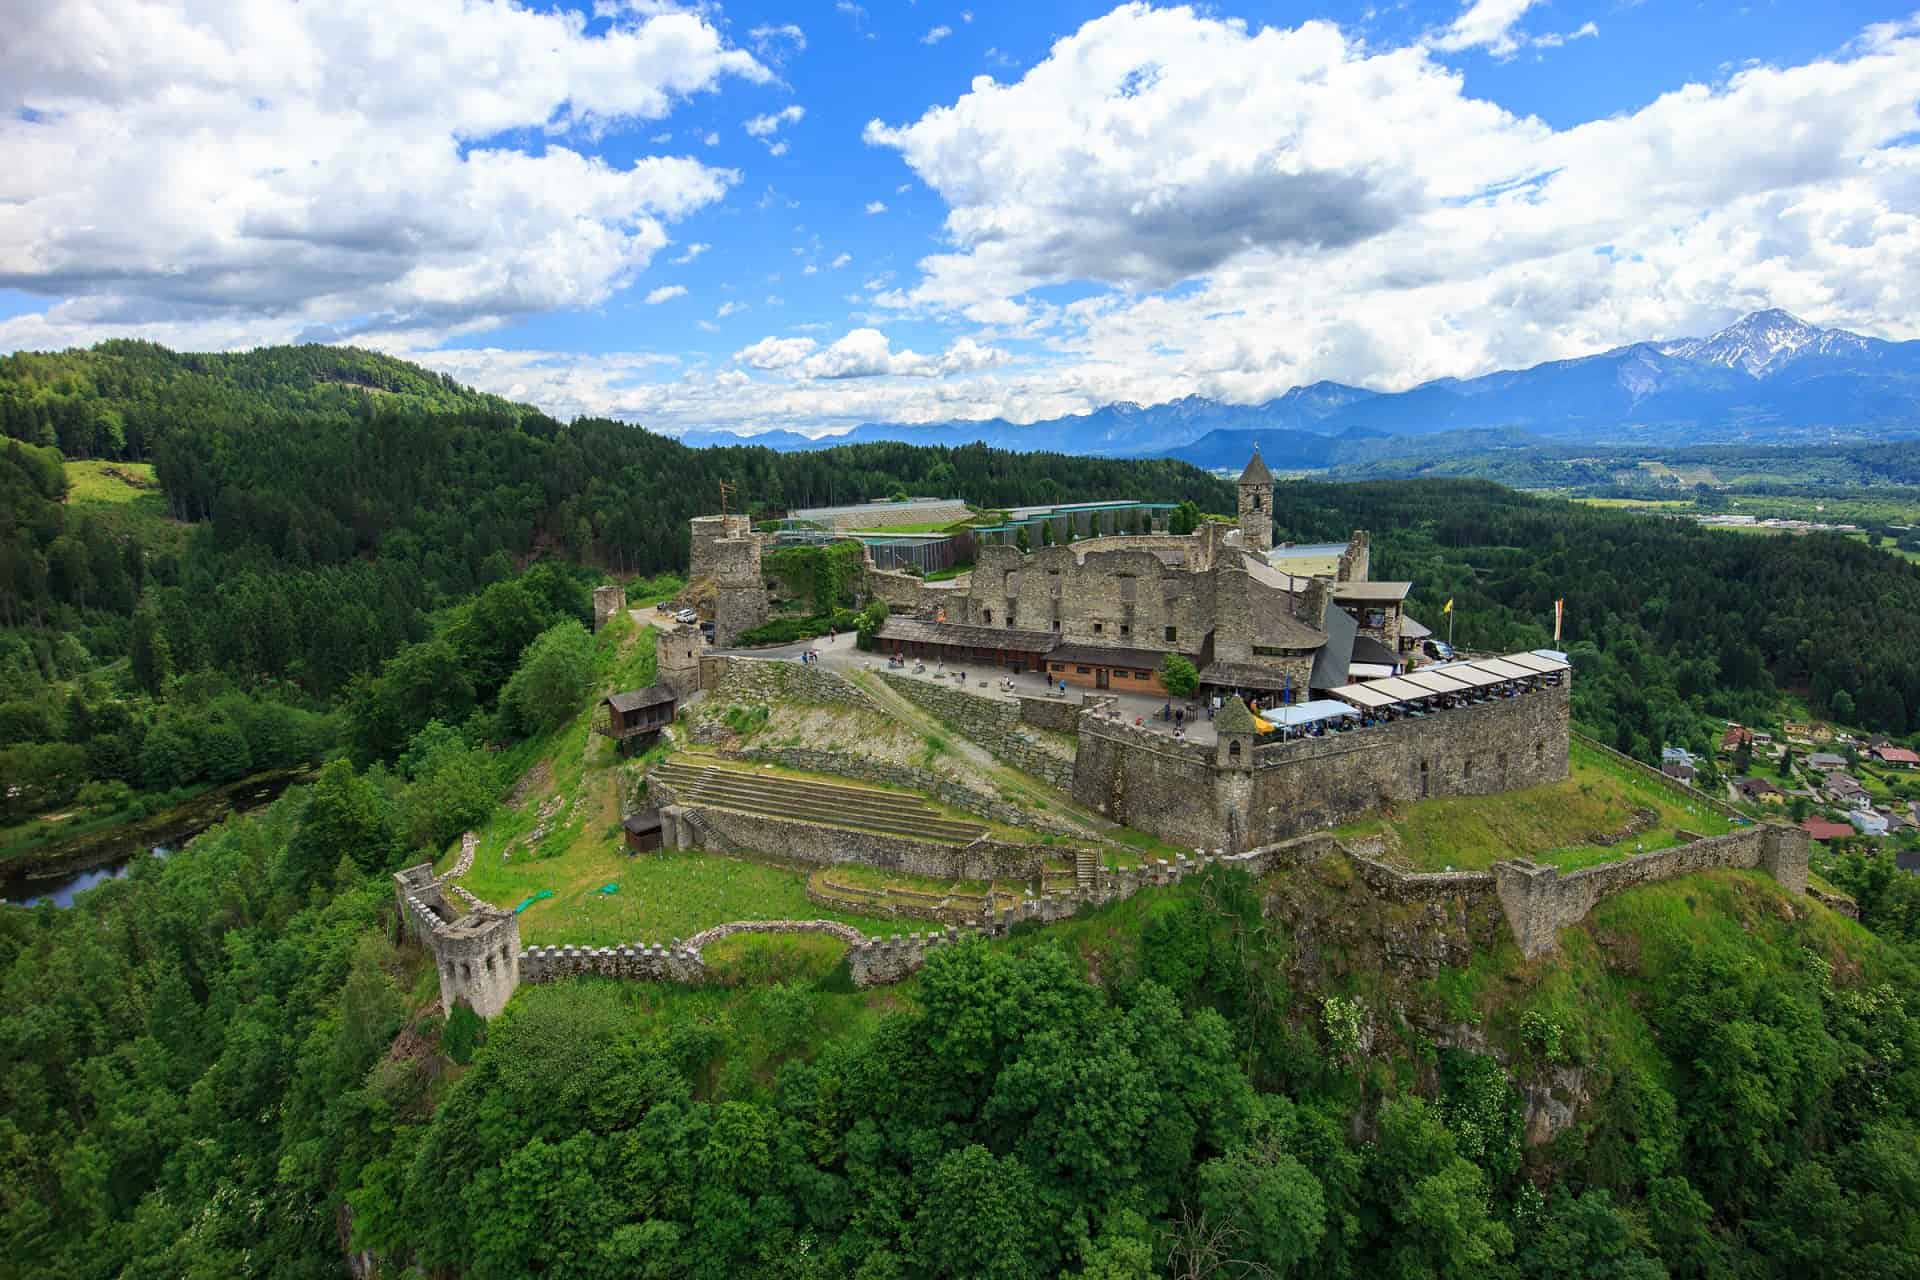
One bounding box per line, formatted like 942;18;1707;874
593;583;627;631
1237;449;1274;553
657;622;704;698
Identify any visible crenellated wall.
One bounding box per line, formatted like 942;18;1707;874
393;845;521;1019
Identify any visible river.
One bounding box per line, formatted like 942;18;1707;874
0;767;310;909
8;844;174;908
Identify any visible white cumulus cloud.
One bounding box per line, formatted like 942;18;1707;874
0;0;766;351
922;25;953;45
735;335;819;368
797;328;1007;379
864;201;888;214
644;285;687;304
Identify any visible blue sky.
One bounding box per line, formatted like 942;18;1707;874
3;1;1917;433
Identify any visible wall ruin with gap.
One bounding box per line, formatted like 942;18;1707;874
877;671;1077;791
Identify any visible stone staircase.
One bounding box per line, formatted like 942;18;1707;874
652;761;990;844
1074;847;1098;890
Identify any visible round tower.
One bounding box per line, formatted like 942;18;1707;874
1237;448;1274;553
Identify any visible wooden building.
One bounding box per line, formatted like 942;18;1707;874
622;809;664;853
597;686;677;753
1045;642;1182;694
874;616;1058;671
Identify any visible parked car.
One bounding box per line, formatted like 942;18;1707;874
675;608;698;624
1423;639;1456;661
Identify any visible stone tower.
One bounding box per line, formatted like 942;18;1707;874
657;622;704;698
593;583;627;631
1237;448;1274;553
1213;696;1258;852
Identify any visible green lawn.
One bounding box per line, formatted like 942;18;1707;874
1338;740;1735;872
463;847;903;947
63;460;190;551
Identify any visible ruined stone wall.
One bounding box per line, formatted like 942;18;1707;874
652;793;1054;881
689;514;758;581
1493;823;1809;959
392;860;521;1018
1016;693;1082;734
593;584;627;631
698;743;1081;834
876;671;1077;790
867;565;933;612
701;654;875;709
964;543;1216;650
656;623;704;698
712;584;770;647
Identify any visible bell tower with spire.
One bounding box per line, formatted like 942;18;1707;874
1237;446;1274;553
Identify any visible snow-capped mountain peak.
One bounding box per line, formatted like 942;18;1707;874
1662;309;1873;378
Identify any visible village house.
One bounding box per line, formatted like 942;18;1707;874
1732;776;1785;806
1873;745;1920;769
1806;751;1849;772
1801;816;1856;843
1661;746;1698;783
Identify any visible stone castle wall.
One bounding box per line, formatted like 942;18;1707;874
393;842;521;1019
645;779;1057;881
961;542;1218;649
1071;683;1571;851
592;584;627;631
519;919;976;989
695;744;1083;834
1494;823;1809;959
701;655;875;709
876;671;1077;790
868;565;933;612
689;514;759;582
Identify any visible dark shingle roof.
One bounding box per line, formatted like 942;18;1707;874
623;809;663;834
1216;696;1258;734
1238;449;1273;486
1048;642;1185;669
606;686;676;713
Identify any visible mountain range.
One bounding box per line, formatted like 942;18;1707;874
677;310;1920;468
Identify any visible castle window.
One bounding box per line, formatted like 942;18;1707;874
1093;622;1103;634
1053;620;1061;632
982;608;993;624
1535;741;1544;762
485;955;495;973
1252;493;1263;512
461;962;472;980
1006;603;1017;626
1119;624;1131;637
1165;625;1178;643
1420;759;1430;797
1464;757;1475;779
1229;740;1242;761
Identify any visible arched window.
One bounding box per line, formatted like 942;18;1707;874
460;962;472;980
1252;493;1263;512
1229;739;1242;761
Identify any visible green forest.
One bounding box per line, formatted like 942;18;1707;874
10;341;1920;1277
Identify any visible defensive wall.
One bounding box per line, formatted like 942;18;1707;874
644;788;1055;881
875;670;1078;791
699;653;876;710
592;584;626;631
691;744;1084;835
419;818;1813;1012
690;514;769;645
393;834;521;1018
1071;681;1572;851
1493;823;1809;959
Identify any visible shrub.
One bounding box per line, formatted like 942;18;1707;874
1161;653;1200;698
500;620;595;737
442;1002;486;1065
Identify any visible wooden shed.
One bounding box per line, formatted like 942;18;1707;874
622;809;664;854
597;686;677;752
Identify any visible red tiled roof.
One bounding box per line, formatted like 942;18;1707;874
1801;818;1855;841
1722;725;1753;749
1874;746;1920;765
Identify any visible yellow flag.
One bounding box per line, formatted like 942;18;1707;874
1443;597;1453;614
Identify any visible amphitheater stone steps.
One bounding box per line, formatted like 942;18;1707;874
654;761;990;845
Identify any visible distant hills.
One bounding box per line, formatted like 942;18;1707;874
681;310;1920;467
